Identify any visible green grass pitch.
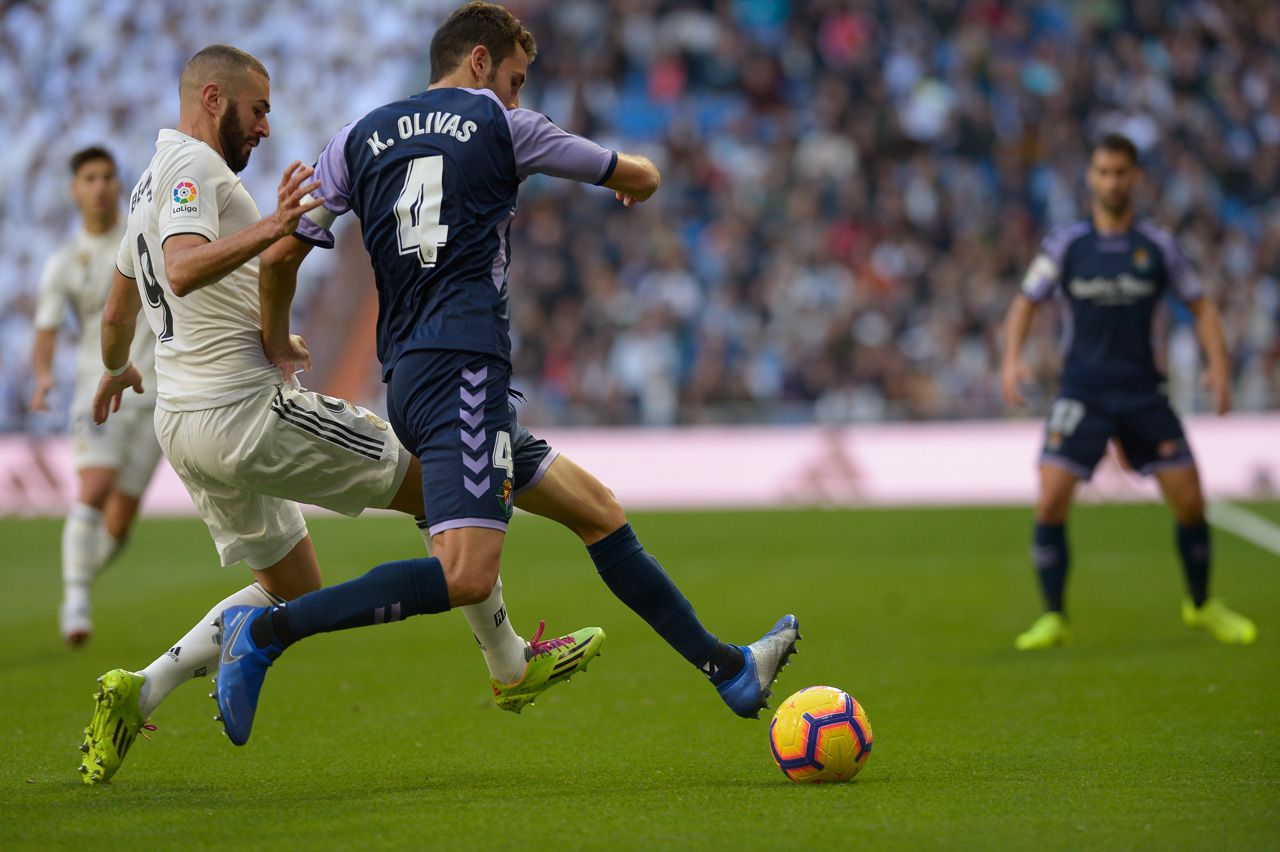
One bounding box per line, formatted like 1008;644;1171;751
2;504;1277;851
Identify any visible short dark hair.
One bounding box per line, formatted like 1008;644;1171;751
69;146;116;176
1092;132;1139;165
181;44;270;99
429;2;537;84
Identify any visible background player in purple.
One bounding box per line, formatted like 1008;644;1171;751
213;2;800;745
1001;133;1256;649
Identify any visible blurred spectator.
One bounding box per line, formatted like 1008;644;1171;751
4;0;1279;430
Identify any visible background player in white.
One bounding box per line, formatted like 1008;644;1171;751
30;147;162;645
80;44;592;784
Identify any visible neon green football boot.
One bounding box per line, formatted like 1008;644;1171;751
1014;611;1072;650
491;622;605;713
78;669;153;784
1182;598;1257;645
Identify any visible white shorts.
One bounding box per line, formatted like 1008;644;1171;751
155;382;412;569
69;406;163;497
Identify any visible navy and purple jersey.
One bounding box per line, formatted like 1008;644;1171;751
1020;218;1205;393
296;86;617;378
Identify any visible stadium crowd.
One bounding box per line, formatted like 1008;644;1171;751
0;0;450;431
4;0;1279;430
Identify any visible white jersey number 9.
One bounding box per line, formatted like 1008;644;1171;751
136;234;174;342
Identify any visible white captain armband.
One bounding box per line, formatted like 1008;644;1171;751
302;194;337;230
1021;254;1059;298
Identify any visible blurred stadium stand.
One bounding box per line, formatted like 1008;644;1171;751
4;0;1279;435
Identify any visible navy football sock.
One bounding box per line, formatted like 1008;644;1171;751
250;557;450;649
588;523;719;667
1032;523;1069;614
249;605;297;651
703;642;745;686
1176;523;1211;607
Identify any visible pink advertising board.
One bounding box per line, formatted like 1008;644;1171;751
2;414;1277;517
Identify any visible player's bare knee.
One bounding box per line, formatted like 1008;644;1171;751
441;557;500;606
593;492;628;539
434;540;501;606
1171;495;1206;526
1035;500;1070;525
78;469;116;508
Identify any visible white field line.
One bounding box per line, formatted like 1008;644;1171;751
1207;501;1280;557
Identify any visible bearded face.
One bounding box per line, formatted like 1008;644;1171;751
218;100;252;174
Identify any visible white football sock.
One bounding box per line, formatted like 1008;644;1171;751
418;521;526;682
460;577;528;684
137;582;284;719
96;524;125;568
62;502;103;593
60;504;103;633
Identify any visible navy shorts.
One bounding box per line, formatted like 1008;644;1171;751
1039;386;1194;481
386;350;558;536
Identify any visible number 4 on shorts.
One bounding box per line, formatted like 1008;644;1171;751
493;430;514;477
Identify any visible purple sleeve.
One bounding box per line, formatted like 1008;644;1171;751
294;121;358;249
1021;220;1090;302
507;108;616;184
1137;221;1204;302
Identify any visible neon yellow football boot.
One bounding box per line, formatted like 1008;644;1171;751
1015;612;1072;650
1182;598;1257;645
78;669;153;784
491;622;605;713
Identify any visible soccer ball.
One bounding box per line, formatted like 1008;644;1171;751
768;686;872;783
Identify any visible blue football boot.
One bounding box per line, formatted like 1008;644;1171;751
212;605;283;746
716;614;801;719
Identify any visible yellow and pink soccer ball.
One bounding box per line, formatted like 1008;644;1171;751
768;686;872;783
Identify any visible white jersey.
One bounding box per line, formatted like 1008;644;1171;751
117;129;280;412
34;220;158;415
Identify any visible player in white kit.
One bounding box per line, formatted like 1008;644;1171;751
30;147;162;646
77;44;593;785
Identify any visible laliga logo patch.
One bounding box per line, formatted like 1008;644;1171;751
171;178;200;218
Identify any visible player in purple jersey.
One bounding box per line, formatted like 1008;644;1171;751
213;2;800;747
76;43;595;783
1001;133;1255;649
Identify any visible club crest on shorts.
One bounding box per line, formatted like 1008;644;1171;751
500;478;513;516
364;412;389;431
318;394;354;414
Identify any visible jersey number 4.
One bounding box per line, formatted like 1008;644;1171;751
137;233;174;342
394;155;450;268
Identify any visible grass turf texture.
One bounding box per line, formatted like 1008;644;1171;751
1;504;1277;851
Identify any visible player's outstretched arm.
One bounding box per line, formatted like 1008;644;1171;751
93;269;145;424
259;234;315;380
1187;296;1232;416
162;162;324;297
604;153;660;207
1000;294;1037;409
28;328;58;412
